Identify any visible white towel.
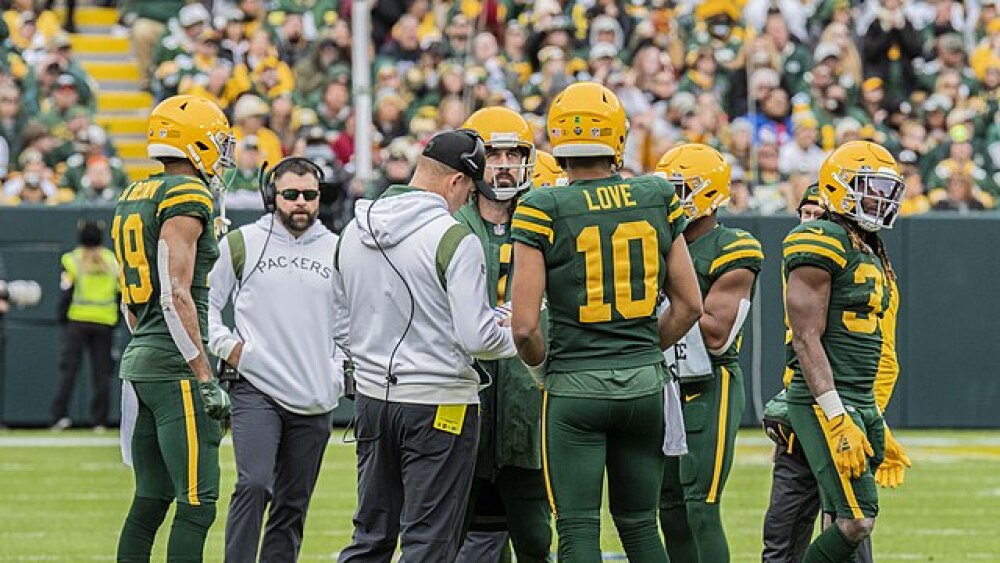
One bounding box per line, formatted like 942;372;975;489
120;381;138;467
662;379;688;456
658;296;713;381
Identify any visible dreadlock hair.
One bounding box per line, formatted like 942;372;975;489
827;212;896;284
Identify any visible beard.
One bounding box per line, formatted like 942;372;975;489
277;206;318;234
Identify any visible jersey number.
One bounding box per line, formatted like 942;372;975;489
576;221;659;323
842;263;884;334
112;213;153;305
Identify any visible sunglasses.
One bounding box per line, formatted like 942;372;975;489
279;189;320;201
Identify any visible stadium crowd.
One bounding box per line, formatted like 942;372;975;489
0;0;999;216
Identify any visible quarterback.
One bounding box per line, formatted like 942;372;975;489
510;82;702;562
783;141;910;563
114;94;234;561
655;144;763;563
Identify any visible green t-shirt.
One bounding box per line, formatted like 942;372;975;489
112;173;218;381
687;224;763;368
782;220;890;407
511;174;687;397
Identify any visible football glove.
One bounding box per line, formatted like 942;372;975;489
818;410;873;479
200;378;232;420
875;425;912;488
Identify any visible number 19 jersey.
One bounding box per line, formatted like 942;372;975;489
511;174;687;374
112;173;218;381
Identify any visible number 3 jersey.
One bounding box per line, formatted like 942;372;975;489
782;219;891;408
511;174;687;374
112;174;218;381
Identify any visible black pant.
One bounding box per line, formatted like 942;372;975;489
339;394;479;563
45;0;76;31
763;428;874;563
225;379;333;563
52;321;115;426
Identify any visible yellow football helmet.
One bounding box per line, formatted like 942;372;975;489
147;94;235;180
818;140;905;231
532;150;567;188
462;106;536;200
547;82;628;169
655;143;731;220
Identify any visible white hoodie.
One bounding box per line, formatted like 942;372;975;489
208;215;343;415
332;186;517;405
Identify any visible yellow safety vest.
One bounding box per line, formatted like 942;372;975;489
61;247;120;326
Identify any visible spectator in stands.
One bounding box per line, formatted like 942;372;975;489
369;138;418;199
293;30;347;103
862;0;922;101
151;3;211;97
928;125;995;201
62;125;126;195
898;150;932;216
374;92;408;145
72;156;124;204
0;86;28;162
751;130;788;214
219;6;249;66
272;9;310;68
933;174;986;212
923;94;953;146
819;23;864;87
780;113;826;177
225;135;266;209
3;148;57;205
231;94;283;165
379;14;421;68
745;86;793;144
46;33;96;111
315;73;350;134
764;11;811;96
722;165;753;215
38;74;86;131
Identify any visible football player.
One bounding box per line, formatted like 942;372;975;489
783;141;910;563
532;150;567;188
454;106;551;563
114;94;234;561
510;82;703;562
655;144;764;563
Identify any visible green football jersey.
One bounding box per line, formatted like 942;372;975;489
112;173;218;381
782;220;890;407
687;225;763;367
511;174;687;375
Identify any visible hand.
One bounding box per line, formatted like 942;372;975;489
0;298;8;314
819;411;874;479
876;425;912;488
227;342;244;369
493;302;512;326
199;378;232;420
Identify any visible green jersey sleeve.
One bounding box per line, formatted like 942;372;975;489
156;181;214;224
663;184;688;242
511;189;554;251
782;221;849;275
710;229;764;280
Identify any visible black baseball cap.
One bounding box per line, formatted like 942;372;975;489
421;129;487;192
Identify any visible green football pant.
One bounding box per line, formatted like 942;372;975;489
117;380;222;562
660;365;745;563
544;390;667;563
787;403;884;520
463;467;552;562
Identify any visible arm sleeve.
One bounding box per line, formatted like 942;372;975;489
710;233;764;280
157;182;214;224
874;279;900;412
446;235;518;360
207;236;241;360
511;194;554;251
664;187;688;241
782;226;848;275
330;261;351;354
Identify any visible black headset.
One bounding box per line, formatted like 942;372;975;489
259;156;326;213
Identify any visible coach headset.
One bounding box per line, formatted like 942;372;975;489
260;156;326;213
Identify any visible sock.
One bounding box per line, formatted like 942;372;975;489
803;522;859;563
687;502;729;563
166;502;217;562
117;496;170;562
612;510;668;563
660;505;699;563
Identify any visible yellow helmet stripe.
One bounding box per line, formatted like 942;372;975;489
158;194;214;216
512;219;554;244
783;244;847;268
710;249;764;274
785;232;845;252
514;205;552;224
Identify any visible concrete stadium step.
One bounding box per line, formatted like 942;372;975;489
69;34;130;56
125;161;163;182
98;91;153;113
57;6;119;28
81;61;141;82
96;114;147;137
92;81;144;92
115;138;148;160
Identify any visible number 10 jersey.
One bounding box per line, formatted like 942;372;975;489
511;174;687;374
112;173;218;381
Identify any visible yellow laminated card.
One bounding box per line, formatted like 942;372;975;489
433;405;467;435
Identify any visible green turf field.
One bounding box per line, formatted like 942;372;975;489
1;429;998;562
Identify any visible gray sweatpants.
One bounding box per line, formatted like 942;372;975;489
338;393;479;563
763;430;874;563
225;379;332;563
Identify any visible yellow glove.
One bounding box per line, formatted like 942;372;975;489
875;425;912;488
817;410;874;479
